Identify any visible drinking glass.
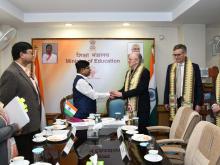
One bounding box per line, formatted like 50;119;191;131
147;137;155;150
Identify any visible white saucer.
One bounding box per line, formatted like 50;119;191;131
47;135;67;142
32;137;46;143
53;122;64;125
131;134;152;142
10;160;30;165
31;162;52;165
126;130;139;135
144;154;163;162
121;125;138;131
52;124;67;130
101;117;115;122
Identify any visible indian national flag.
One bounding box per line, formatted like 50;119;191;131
149;44;158;126
64;100;78;117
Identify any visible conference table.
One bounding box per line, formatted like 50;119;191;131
74;125;172;165
34;121;172;165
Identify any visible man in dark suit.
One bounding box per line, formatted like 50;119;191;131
164;44;203;115
0;42;41;162
111;52;150;132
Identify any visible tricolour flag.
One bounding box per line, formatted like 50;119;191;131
64;100;78;117
34;48;44;103
148;44;158;126
34;48;46;130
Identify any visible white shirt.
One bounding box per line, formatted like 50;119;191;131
42;53;57;64
15;62;39;94
75;73;110;100
177;63;184;96
15;61;40;104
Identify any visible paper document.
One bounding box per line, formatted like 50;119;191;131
4;96;30;129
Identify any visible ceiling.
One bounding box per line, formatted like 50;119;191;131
0;0;220;28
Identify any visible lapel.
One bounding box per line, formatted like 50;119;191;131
13;62;39;96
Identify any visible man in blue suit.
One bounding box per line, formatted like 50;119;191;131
72;60;109;119
164;44;203;113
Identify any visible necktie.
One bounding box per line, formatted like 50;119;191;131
176;64;182;98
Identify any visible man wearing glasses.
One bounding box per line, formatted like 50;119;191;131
164;44;203;115
73;60;110;119
0;42;42;162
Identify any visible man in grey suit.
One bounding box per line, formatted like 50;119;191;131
0;42;41;162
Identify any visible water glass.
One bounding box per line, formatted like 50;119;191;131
132;117;139;126
115;112;122;120
147;137;155;150
32;147;44;162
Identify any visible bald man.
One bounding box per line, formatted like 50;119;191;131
111;52;150;131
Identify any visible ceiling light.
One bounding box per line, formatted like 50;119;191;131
123;23;130;27
65;23;72;27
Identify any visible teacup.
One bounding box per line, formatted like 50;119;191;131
33;133;44;141
55;119;64;125
10;156;24;162
89;113;95;119
10;156;29;165
115;112;122;120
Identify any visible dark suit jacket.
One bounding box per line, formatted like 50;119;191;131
164;63;203;108
120;68;150;128
0;62;41;135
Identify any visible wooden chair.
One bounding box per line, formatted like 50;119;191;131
60;94;73;119
201;66;219;121
208;66;219;83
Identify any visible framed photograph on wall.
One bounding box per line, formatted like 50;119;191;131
42;43;58;64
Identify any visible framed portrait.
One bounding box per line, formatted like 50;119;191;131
127;42;144;58
42;43;58;64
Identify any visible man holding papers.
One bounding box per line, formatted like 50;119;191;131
72;60;109;119
0;42;41;162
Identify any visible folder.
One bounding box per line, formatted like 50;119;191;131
4;96;30;129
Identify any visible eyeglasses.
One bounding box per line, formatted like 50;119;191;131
173;53;183;57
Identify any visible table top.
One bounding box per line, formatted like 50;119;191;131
33;124;172;165
75;127;172;165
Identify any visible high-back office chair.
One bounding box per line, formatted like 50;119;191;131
147;106;201;147
60;94;73;119
106;99;125;118
184;121;220;165
167;121;220;165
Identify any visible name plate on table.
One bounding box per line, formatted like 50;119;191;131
71;126;76;137
120;142;130;160
87;128;99;139
63;138;74;155
117;127;124;140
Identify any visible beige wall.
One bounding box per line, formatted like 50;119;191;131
0;24;207;108
206;27;220;67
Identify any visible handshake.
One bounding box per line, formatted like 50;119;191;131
109;91;122;99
